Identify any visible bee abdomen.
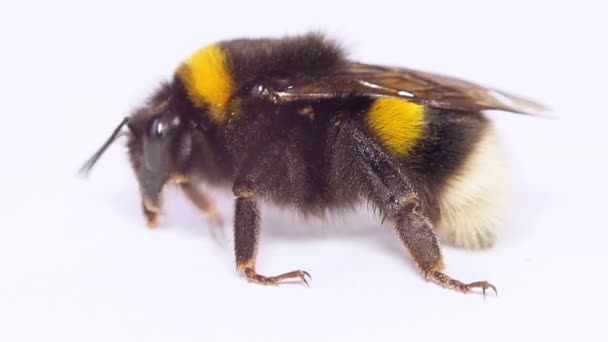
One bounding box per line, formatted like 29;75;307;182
434;124;512;249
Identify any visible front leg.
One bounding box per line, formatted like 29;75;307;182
141;174;223;229
232;151;310;286
180;182;223;228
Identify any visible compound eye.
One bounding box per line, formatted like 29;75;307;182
149;117;167;138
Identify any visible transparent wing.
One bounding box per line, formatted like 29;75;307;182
273;62;548;115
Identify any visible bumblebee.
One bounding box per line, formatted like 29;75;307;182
80;32;546;295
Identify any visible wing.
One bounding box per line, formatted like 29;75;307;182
272;62;548;115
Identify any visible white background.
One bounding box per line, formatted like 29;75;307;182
1;0;607;341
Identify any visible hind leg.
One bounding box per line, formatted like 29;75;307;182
334;120;496;296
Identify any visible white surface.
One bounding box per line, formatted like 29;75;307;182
1;1;607;341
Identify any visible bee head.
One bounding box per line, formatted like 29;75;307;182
129;103;193;214
80;83;194;215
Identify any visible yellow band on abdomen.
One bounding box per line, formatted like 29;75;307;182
365;98;425;156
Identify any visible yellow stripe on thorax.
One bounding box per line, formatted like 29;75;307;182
176;44;234;123
365;98;425;156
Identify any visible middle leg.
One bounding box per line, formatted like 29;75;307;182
233;192;310;286
231;143;311;286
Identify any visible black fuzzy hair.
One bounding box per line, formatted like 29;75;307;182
220;32;346;84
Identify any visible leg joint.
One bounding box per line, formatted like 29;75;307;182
384;192;421;220
233;182;255;198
